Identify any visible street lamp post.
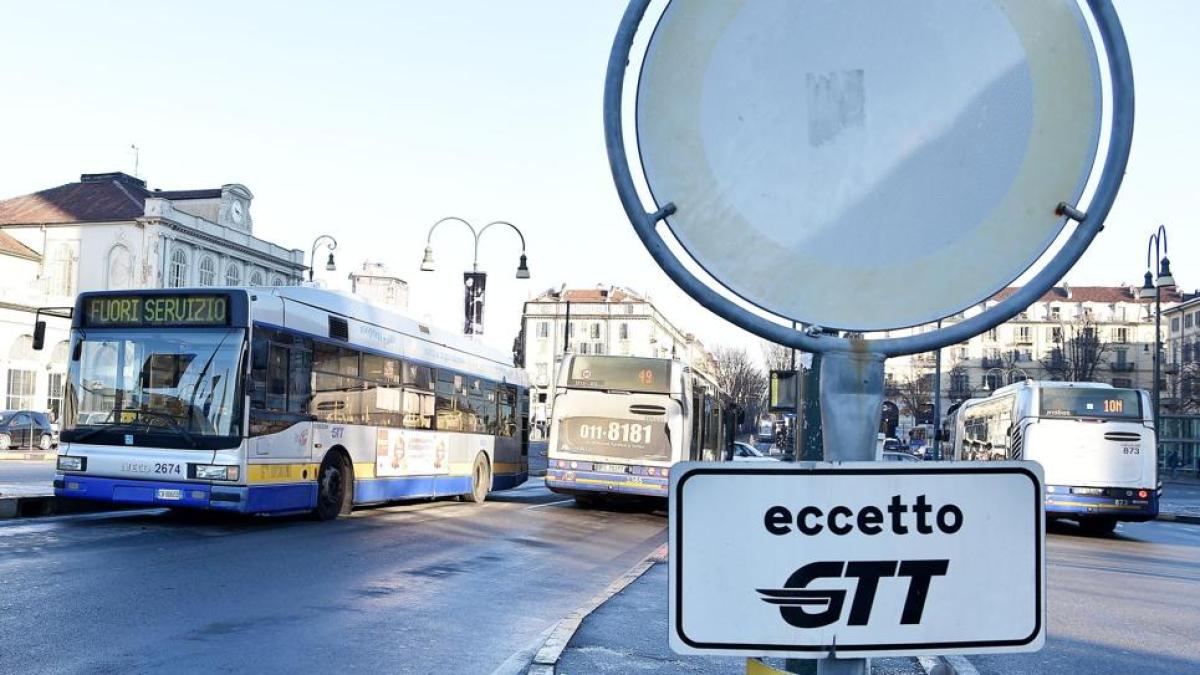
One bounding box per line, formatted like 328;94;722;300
420;217;530;335
309;235;338;282
1140;225;1175;461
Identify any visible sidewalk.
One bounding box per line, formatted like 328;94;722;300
554;561;925;675
0;458;55;498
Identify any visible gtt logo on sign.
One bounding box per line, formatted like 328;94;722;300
758;559;949;628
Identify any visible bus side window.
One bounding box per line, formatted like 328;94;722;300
249;331;269;410
266;344;288;412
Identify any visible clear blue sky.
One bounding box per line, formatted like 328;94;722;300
1;1;1195;357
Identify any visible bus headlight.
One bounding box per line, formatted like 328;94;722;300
57;456;85;471
191;464;240;481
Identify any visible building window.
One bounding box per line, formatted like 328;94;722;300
619;323;629;340
47;372;65;421
1050;306;1061;321
168;248;189;288
578;342;590;355
106;244;133;289
198;255;217;286
6;370;35;411
1015;326;1031;343
1113;327;1128;343
1184;344;1194;364
271;275;284;287
250;269;265;286
624;304;634;315
594;343;605;355
590;323;601;339
226;263;242;286
567;323;574;338
1112;378;1132;388
986;328;998;341
1172;317;1182;332
1188;313;1196;329
536;322;549;339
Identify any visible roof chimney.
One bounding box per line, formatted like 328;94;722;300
1062;282;1072;299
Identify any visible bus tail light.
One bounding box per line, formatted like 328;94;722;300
1138;490;1148;499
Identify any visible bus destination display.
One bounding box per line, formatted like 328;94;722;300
83;294;230;327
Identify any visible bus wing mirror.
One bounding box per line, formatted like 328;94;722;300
32;321;46;351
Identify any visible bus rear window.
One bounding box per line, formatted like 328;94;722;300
1039;388;1141;419
567;357;671;393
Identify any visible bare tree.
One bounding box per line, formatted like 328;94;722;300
1040;313;1111;382
760;340;793;372
1172;361;1200;414
711;345;767;411
886;366;935;423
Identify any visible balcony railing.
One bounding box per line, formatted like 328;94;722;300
1110;362;1135;372
981;357;1003;369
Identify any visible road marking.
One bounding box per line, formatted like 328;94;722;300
0;508;164;531
945;655;980;675
524;499;574;511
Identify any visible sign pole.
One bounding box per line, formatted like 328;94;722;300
819;350;884;675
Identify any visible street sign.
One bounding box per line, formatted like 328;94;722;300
669;462;1045;658
769;370;797;413
635;1;1102;331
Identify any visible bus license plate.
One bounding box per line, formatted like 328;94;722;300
595;463;626;474
155;489;183;501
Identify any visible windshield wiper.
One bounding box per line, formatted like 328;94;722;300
130;410;199;448
67;410;198;448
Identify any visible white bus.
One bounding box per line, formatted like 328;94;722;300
52;287;529;519
947;381;1158;533
545;355;724;503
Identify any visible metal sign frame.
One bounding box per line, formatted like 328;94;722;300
603;0;1134;359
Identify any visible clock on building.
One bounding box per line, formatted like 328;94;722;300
230;201;245;225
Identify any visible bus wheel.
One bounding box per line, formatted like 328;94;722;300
314;452;353;521
1079;517;1116;536
462;453;491;504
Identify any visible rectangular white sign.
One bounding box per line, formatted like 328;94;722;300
669;462;1045;658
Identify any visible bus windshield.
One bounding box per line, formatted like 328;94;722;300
64;328;245;440
566;356;671;393
1039;388;1142;420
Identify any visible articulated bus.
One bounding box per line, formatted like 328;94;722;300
545;354;724;504
947;380;1158;534
53;287;529;519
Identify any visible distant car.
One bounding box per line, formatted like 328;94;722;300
882;451;921;463
730;441;778;462
0;410;56;451
882;438;903;453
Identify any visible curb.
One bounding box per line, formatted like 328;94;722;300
0;495;125;520
0;452;56;461
526;542;668;674
1156;513;1200;525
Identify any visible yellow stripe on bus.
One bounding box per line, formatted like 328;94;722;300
353;462;376;479
247;463;319;484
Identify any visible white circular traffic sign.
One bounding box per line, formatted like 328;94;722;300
636;1;1102;331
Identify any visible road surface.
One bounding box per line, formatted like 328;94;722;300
0;480;666;674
